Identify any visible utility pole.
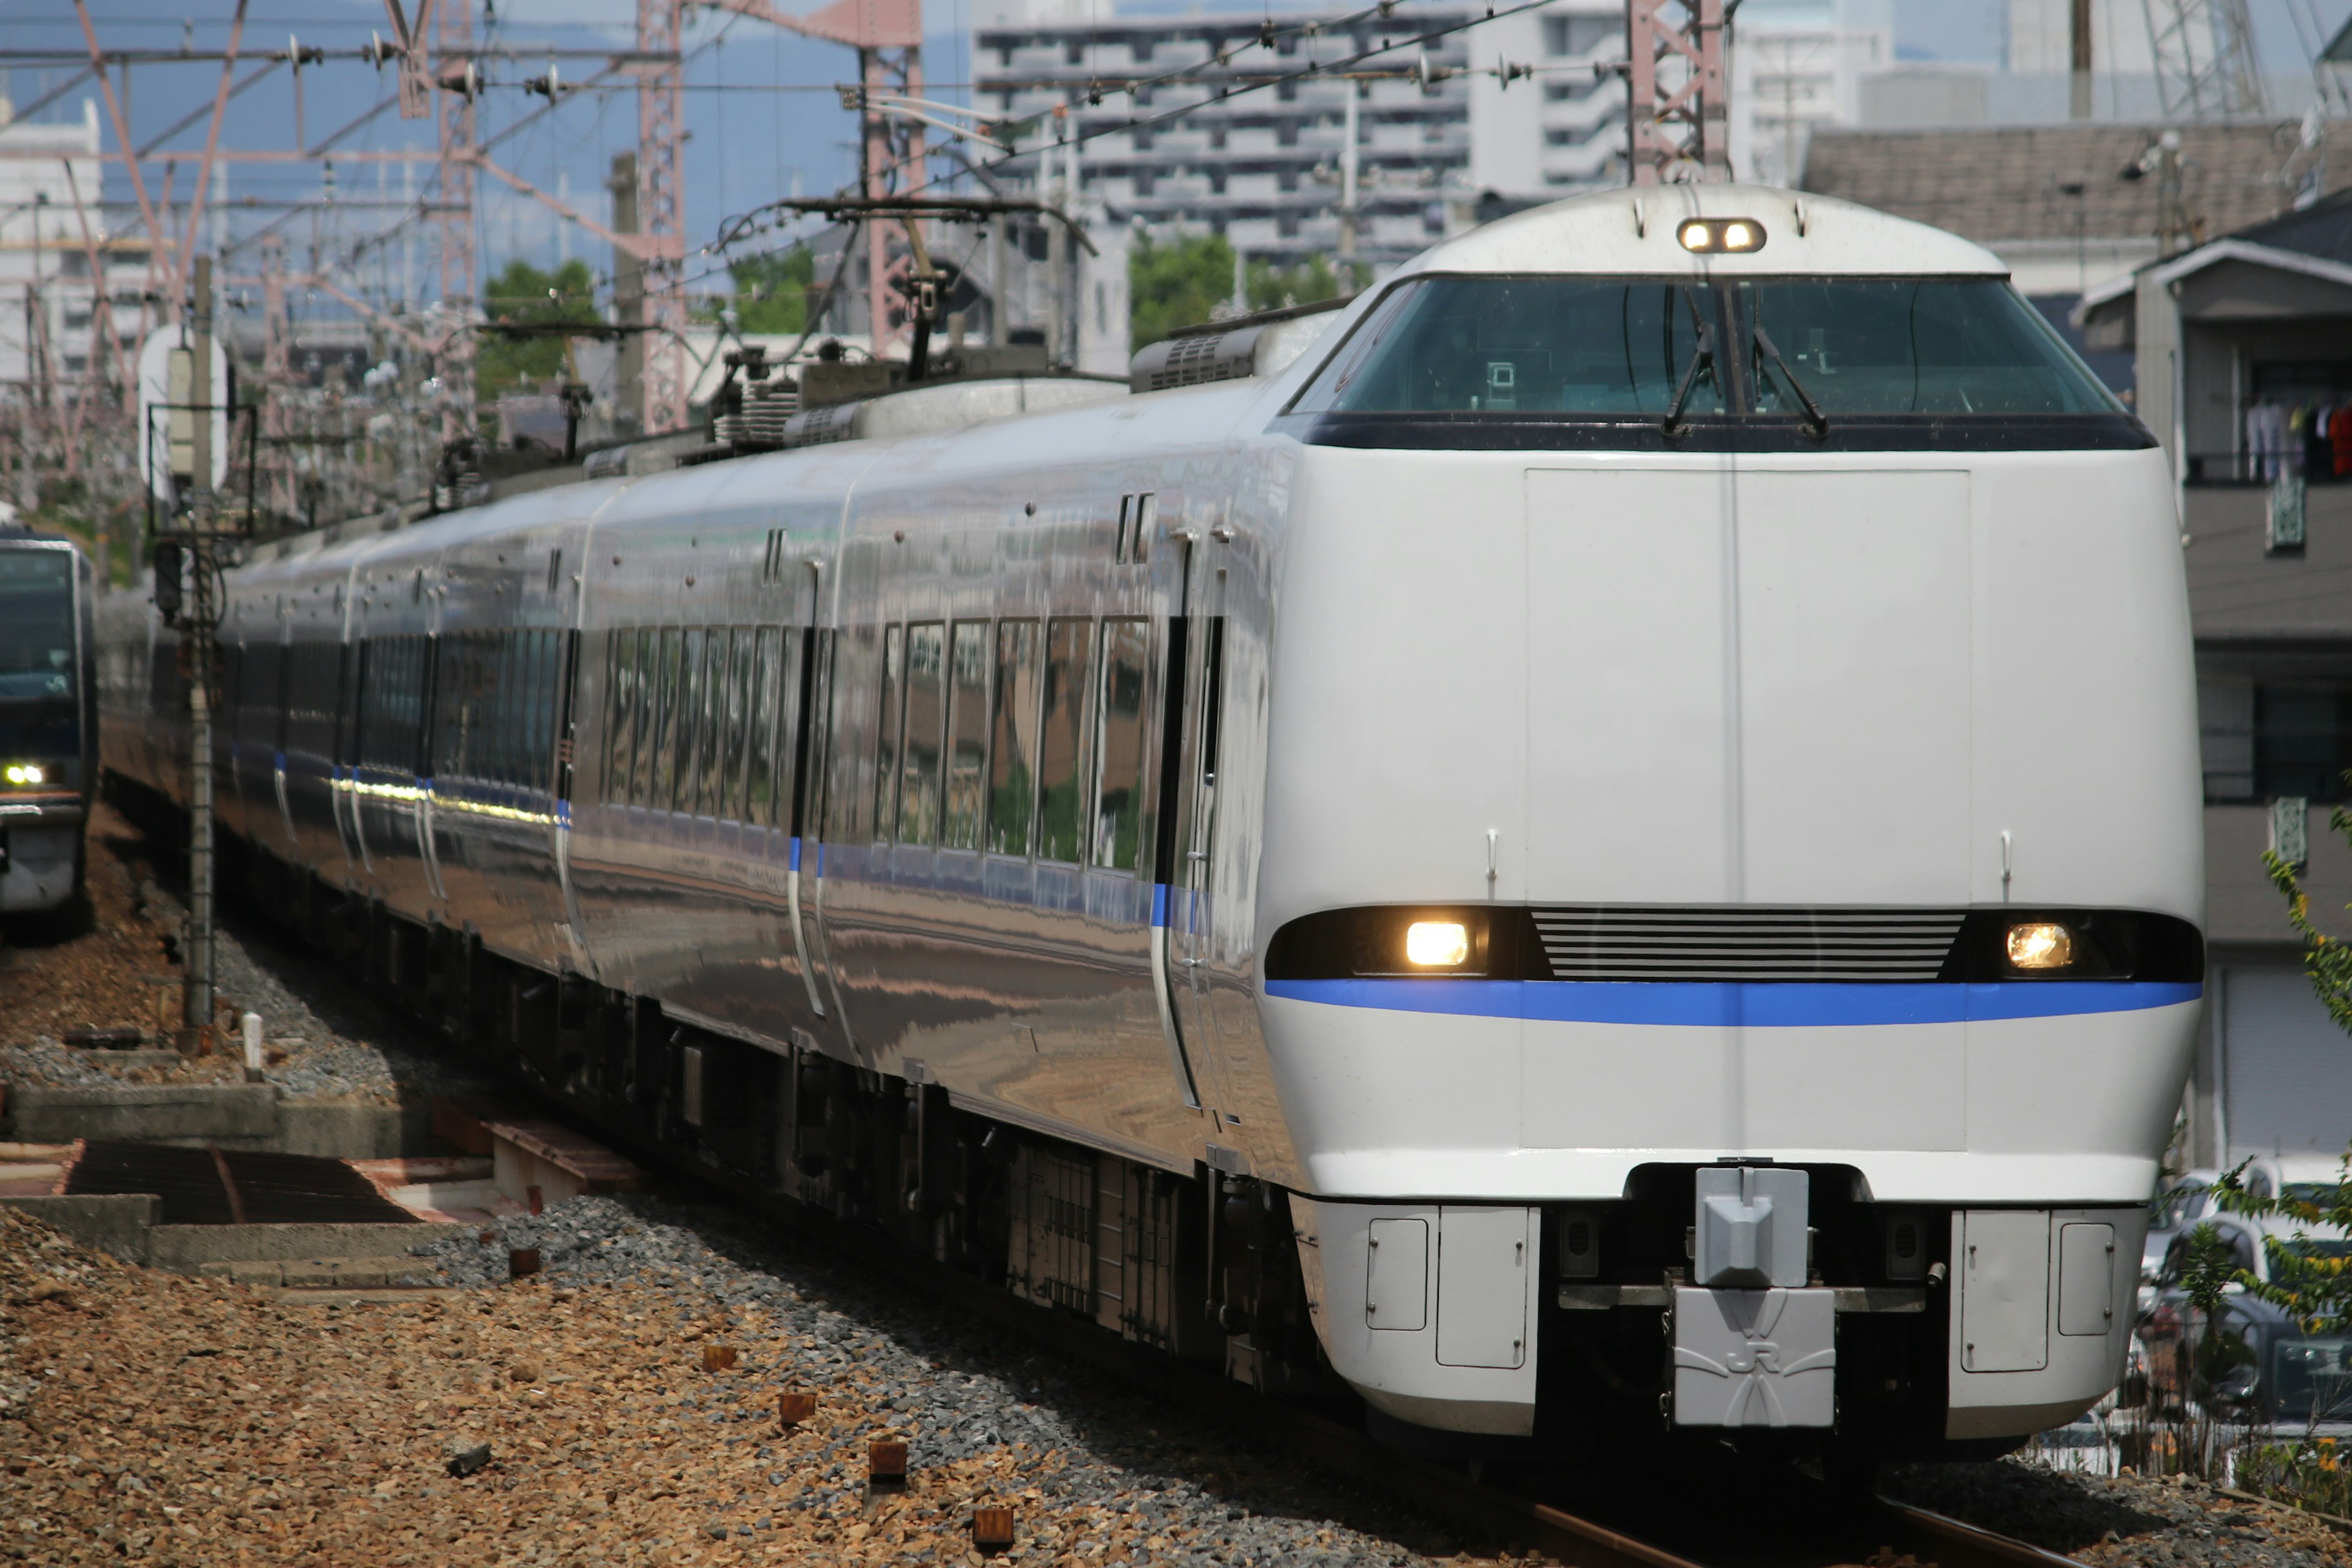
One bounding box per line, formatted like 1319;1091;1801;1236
2154;129;2190;257
611;151;645;435
181;254;219;1054
1338;88;1360;288
2070;0;2094;119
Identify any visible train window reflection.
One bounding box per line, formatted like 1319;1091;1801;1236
1290;275;2118;417
629;629;657;805
674;630;697;809
606;629;639;805
944;622;989;851
875;624;904;840
990;620;1042;856
899;623;946;846
748;627;785;826
690;630;714;811
1036;619;1095;864
1736;280;2120;415
652;628;683;810
1293;277;1726;416
722;628;753;821
1093;619;1150;871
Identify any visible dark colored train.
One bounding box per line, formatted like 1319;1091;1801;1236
1;526;95;913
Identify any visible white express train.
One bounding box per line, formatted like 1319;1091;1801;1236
97;185;2202;1460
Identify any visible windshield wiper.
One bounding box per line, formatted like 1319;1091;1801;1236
1752;325;1829;438
1662;287;1715;438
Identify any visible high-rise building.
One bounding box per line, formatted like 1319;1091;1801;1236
971;0;1634;276
0;97;148;405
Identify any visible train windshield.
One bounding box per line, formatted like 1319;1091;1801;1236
0;549;79;760
1290;275;2122;418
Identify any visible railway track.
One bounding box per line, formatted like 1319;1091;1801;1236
611;1121;2088;1568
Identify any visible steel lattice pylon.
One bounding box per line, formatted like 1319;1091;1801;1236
434;0;480;443
2142;0;2266;120
637;0;691;434
1627;0;1729;185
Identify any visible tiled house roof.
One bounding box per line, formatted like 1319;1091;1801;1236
1798;121;2338;247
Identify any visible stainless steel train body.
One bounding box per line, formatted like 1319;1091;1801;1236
96;186;2203;1458
2;530;96;913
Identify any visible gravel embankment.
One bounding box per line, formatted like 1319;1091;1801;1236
2;1200;1495;1567
0;797;488;1106
1887;1453;2352;1567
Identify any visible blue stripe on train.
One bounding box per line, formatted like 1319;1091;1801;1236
1263;978;2204;1026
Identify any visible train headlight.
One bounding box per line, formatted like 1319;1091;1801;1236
1678;218;1766;254
2;764;43;786
2006;922;2075;970
1405;921;1471;967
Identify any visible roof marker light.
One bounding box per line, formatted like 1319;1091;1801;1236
1678;218;1766;254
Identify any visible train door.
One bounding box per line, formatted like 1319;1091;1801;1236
1147;503;1227;1116
552;623;587;957
780;567;831;1027
796;567;848;1041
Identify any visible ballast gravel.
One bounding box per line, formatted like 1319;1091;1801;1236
0;797;486;1106
1887;1455;2352;1568
1;1202;1515;1568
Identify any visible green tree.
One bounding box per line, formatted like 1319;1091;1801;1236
1245;255;1342;313
716;246;815;336
1129;231;1235;350
475;257;598;403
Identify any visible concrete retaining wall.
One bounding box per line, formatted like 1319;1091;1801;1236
0;1193;162;1263
4;1084;279;1145
1;1085;431;1157
1;1196;470;1273
146;1221;470;1270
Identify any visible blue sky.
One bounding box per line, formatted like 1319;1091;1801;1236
7;0;2350;315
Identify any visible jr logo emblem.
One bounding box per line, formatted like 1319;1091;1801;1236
1672;1286;1838;1428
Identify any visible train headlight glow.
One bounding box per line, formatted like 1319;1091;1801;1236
1406;922;1471;967
1677;218;1766;254
3;764;43;785
2006;922;2075;970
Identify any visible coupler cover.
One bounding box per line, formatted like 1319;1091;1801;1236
1672;1286;1836;1428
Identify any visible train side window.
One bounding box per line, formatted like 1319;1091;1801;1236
695;627;727;817
989;620;1044;856
943;622;990;850
497;630;522;786
524;629;549;787
540;628;563;791
630;628;657;806
652;627;684;809
482;631;509;782
722;627;753;821
748;626;785;825
607;628;639;805
433;633;465;780
511;630;533;784
477;631;503;783
899;622;946;846
1036;617;1096;864
674;627;705;813
1093;618;1150;871
875;624;905;842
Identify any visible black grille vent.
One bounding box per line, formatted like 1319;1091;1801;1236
1530;907;1966;982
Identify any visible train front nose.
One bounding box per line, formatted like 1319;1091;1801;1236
1520;464;1975;1155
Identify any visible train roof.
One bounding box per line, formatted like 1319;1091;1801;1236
1401;183;2005;281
